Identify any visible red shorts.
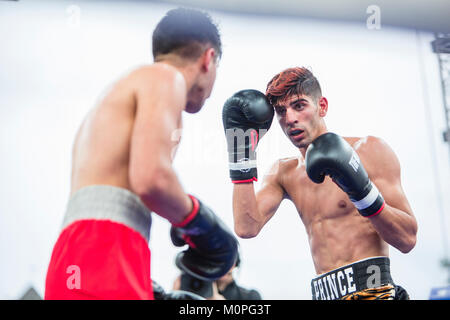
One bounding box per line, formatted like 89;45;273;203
45;186;154;300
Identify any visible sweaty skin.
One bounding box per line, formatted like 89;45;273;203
70;63;194;224
232;94;417;275
276;137;395;274
72;64;180;192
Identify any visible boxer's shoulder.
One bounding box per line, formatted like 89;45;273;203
128;64;187;112
348;135;399;178
131;63;187;92
268;156;302;182
274;156;298;171
349;135;394;160
348;135;385;151
278;156;300;168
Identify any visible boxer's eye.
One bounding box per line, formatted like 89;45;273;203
294;103;306;111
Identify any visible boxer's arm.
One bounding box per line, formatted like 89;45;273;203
233;160;285;238
361;137;418;253
129;69;192;224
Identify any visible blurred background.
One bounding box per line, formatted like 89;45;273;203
1;0;450;300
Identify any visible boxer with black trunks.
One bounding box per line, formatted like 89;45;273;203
45;8;238;300
222;67;417;300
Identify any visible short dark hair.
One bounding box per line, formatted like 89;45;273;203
152;7;222;61
266;67;322;106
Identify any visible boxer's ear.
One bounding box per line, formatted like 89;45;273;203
201;48;216;72
318;97;328;117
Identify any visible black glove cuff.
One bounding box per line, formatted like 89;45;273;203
230;167;258;183
358;195;385;217
351;182;385;217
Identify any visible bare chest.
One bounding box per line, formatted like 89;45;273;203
282;166;357;224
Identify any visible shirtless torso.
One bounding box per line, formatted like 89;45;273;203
276;137;390;274
227;67;417;300
233;133;416;276
68;60;206;227
46;8;233;300
70;64;183;196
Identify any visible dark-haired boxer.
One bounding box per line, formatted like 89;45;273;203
45;8;238;300
222;67;417;300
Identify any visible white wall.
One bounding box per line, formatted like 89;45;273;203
1;0;449;299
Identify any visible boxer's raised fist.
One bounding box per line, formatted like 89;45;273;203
222;89;274;183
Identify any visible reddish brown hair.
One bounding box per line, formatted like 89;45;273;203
266;67;322;106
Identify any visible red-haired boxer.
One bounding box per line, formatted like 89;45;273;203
222;67;417;300
45;8;238;300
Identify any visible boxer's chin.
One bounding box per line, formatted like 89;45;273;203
185;101;203;114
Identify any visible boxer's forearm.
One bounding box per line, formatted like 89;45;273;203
368;204;417;253
232;183;262;238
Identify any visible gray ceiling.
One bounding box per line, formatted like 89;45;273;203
151;0;450;33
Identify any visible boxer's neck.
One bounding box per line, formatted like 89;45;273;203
157;55;200;92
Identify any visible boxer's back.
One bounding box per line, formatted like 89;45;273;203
70;69;137;194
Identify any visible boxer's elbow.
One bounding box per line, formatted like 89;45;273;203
235;228;258;239
399;233;417;254
130;164;172;199
234;222;259;239
401;219;418;253
395;227;417;253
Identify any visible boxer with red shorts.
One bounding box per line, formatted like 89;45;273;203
222;67;417;300
45;8;238;300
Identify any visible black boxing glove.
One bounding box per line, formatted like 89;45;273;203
152;280;165;300
222;89;274;183
152;281;205;300
305;132;385;217
170;195;238;280
162;290;206;300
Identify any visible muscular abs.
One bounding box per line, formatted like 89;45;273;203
279;147;388;275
